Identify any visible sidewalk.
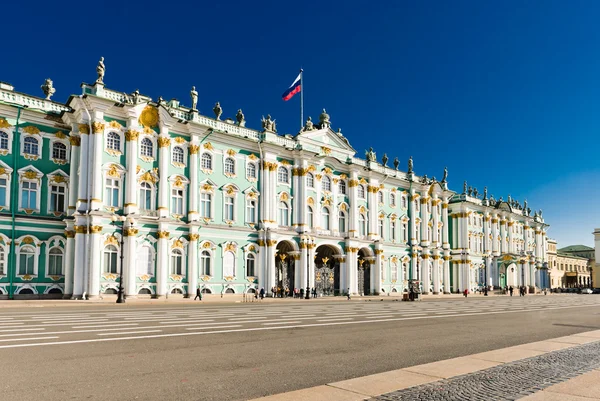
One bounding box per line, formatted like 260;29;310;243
249;330;600;401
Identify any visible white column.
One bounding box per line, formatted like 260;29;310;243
72;224;86;298
508;220;514;254
500;219;507;254
308;242;316;289
156;228;169;297
339;256;347;294
63;229;75;298
367;180;379;240
87;229;101;298
492;216;499;254
124;127;139;215
188;230;199;296
443;253;451;293
421;251;430;294
299;242;308;291
125;226;137;297
420;198;428;247
529;260;536;288
157;131;171;218
348;172;358;238
257;237;266;291
374;248;382;294
76;127;89;213
266;239;276;293
188;141;199;222
68;135;80;215
90;118;105;211
293;254;301;290
432;250;440;294
411;250;418;282
409;192;417;245
432;196;439;246
441;200;449;248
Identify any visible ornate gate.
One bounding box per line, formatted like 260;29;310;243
275;254;294;294
315;258;335;296
358;260;371;295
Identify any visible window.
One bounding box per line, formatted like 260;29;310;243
358;185;365;199
415;201;420;213
391;263;398;282
401;195;407;208
0;178;7;207
48;248;63;275
246;254;255;277
103;245;118;274
200;192;212;218
140;138;153;157
170;249;183;275
391;220;397;241
223;252;235;277
139;182;152;211
322;207;330;230
306;173;314;188
106;132;120;151
378;219;384;238
137;246;153;276
172;146;184;164
322;176;331;192
359;214;366;236
19;247;35;275
247;163;256;179
52;142;67;161
390;193;396;206
0;245;5;275
246;199;256;223
171;188;184;215
224;157;235;175
0;132;8;150
200;250;212;275
201;153;213;170
224;196;234;221
307;206;314;228
277;167;289;183
339;180;346;195
104;178;120;207
378;191;384;204
338;211;346;233
23;137;38;155
21;181;37;210
278;202;289;226
49;185;66;213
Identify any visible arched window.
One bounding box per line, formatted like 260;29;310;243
247;163;256;179
339;180;346;195
322;176;331;192
139;182;152;211
358;185;365;199
307;206;314;228
390;193;396;206
338;211;346;233
201;153;213;170
0;132;8;150
19;246;35;275
170;249;183;275
48;247;63;276
322;207;330;230
391;220;397;241
52;142;67;161
378;218;384;238
140;138;153;157
277;167;289;183
246;199;256;223
402;221;408;242
171;187;184;215
23;137;39;155
103;245;118;274
223;252;235;277
224;157;235;175
359;214;366;236
200;250;212;276
49;184;66;212
172;146;184;164
306;173;314;188
391;263;398;282
401;195;407;208
278;202;289;226
246;254;255;277
137;245;153;276
106;132;120;151
378;191;384;204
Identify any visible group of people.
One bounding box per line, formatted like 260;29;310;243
270;287;319;299
506;285;528;297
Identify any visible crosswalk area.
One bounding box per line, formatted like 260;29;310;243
0;295;598;349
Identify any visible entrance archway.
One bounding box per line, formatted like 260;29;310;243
275;241;295;296
502;263;518;288
358;248;373;296
314;245;340;296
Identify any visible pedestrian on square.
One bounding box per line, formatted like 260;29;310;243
509;286;513;296
260;287;265;300
347;288;351;300
463;289;468;298
194;287;202;301
254;290;258;302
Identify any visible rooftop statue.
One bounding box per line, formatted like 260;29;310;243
236;109;245;126
41;78;55;100
366;147;376;163
442;167;448;183
190;86;198;111
381;153;388;166
483;187;488;200
467;186;473;196
408;156;413;173
261;115;276;132
393;157;399;170
132;89;140;104
463;181;467;194
319;108;331;128
96;57;105;84
303;116;315;131
539;209;543;218
213;102;222;120
527;207;531;216
473;187;479;198
524;200;528;214
422;174;429;183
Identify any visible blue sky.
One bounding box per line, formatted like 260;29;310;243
2;1;599;246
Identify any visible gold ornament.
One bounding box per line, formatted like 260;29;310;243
125;130;140;141
78;124;90;134
0;118;10;129
157;230;170;239
69;136;81;146
139;106;159;128
189;145;200;154
23;126;40;135
92;122;105;134
188;233;199;241
157;137;171;148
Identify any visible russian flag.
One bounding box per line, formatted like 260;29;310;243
282;72;302;101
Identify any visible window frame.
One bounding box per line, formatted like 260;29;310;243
277;166;289;184
139;137;155;160
201;152;213;171
224;157;236;176
21;136;41;159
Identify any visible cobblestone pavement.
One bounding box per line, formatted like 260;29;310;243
371;340;600;401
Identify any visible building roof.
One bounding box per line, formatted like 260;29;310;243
558;245;594;252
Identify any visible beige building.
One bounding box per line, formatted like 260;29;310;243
547;239;591;288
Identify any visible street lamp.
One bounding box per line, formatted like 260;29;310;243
110;214;132;304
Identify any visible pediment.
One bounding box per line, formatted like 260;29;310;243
295;127;356;156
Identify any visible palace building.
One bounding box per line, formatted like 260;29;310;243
0;63;550;299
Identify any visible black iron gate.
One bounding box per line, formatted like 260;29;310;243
358;264;371;295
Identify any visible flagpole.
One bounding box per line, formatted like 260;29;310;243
300;68;304;130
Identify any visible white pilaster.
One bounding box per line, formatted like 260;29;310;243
63;227;75;298
188;229;199;296
157;129;171;218
87;229;101;299
125;227;137;297
156;227;169;297
124;123;139;215
188;139;200;222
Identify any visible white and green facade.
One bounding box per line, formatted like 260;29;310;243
0;78;550;299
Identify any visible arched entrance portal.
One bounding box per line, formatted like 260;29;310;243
314;245;340;296
275;241;295;296
357;248;373;296
499;262;518;288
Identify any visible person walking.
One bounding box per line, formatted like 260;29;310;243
260;287;265;300
194;287;202;301
463;288;468;298
347;288;351;300
509;286;513;296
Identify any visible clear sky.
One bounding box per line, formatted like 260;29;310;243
2;0;599;247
